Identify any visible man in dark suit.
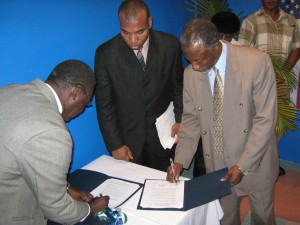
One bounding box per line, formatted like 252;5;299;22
94;0;184;171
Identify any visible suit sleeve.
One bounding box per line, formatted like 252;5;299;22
18;129;89;224
237;53;278;172
171;40;184;123
94;48;124;152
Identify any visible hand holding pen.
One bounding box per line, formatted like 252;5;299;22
166;158;183;183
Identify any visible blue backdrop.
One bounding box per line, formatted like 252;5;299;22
0;0;298;172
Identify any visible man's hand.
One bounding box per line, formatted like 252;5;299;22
220;165;244;186
89;195;110;215
166;162;183;183
171;123;180;144
67;186;93;202
111;145;133;161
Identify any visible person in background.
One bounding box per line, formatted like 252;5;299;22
0;60;109;225
211;10;241;45
238;0;300;176
94;0;184;171
167;19;279;225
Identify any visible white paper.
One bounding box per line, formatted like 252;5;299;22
155;102;177;149
91;178;140;208
140;179;184;209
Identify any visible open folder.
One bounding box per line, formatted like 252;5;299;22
137;168;231;211
67;169;142;208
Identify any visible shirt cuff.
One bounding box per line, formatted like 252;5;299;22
80;203;90;222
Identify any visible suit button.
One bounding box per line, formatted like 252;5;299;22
244;129;248;133
205;154;210;158
240;103;243;107
202;131;207;135
198;107;202;111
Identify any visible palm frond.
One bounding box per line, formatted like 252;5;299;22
181;0;242;20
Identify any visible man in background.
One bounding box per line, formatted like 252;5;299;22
94;0;184;171
0;60;109;225
239;0;300;176
211;10;241;44
239;0;300;70
167;19;279;225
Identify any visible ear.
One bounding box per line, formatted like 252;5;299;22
148;16;153;29
70;85;81;100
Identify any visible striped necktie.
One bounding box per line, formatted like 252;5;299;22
137;49;146;71
213;67;224;159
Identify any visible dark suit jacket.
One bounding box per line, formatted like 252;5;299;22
94;30;183;162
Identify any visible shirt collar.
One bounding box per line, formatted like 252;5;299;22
257;7;288;20
46;83;63;114
214;40;227;74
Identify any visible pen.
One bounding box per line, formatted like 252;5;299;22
169;158;177;183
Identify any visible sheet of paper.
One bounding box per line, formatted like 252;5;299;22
140;179;184;209
155;102;177;149
91;178;140;208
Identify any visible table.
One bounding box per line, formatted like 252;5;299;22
81;155;223;225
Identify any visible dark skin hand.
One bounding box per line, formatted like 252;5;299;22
221;165;244;186
111;145;133;161
171;123;180;144
166;162;183;183
89;195;110;215
67;186;94;202
166;162;244;187
67;185;110;215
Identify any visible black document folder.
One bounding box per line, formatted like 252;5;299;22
48;169;142;225
137;167;230;211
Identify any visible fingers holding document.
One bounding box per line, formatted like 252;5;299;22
166;160;183;183
89;195;110;215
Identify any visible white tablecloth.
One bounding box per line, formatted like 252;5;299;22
82;155;223;225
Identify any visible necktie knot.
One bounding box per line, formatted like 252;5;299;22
137;49;146;71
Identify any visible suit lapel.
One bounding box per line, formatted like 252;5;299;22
193;70;214;132
223;44;242;143
145;32;158;71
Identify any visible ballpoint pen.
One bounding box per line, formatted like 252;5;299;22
169;158;177;183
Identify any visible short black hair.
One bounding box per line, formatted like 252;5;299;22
118;0;150;20
47;60;95;89
211;11;240;34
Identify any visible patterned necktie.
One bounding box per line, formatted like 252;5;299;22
213;67;224;159
137;49;146;71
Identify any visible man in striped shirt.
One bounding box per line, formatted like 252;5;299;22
238;0;300;70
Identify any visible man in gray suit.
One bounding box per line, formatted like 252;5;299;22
0;60;109;225
167;19;279;225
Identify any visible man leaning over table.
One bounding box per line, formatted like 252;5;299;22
166;19;279;225
0;60;109;225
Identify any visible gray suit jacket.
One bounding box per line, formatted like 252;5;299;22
175;42;279;195
0;79;89;225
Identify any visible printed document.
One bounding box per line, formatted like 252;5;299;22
91;178;140;208
140;179;184;208
155;102;177;149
